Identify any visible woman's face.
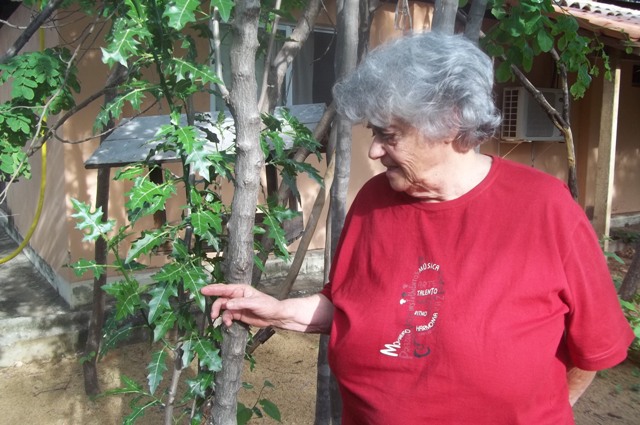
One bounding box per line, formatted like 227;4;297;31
367;121;451;198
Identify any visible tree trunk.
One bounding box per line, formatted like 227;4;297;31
432;0;458;34
207;1;262;423
464;0;488;44
619;239;640;302
82;63;127;396
508;61;579;200
314;334;332;424
314;1;360;424
81;168;109;396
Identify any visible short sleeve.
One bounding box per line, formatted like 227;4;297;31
562;218;635;370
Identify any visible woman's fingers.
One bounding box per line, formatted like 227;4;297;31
201;283;248;297
202;283;275;327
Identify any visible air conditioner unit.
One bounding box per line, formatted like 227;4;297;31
500;87;565;142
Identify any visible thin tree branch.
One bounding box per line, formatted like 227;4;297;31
24;70;130;157
0;0;65;65
211;8;230;104
261;0;323;113
257;0;282;111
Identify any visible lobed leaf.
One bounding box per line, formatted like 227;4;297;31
152;311;177;342
164;0;200;30
186;372;214;398
102;280;142;320
101;374;144;396
70;198;116;242
146;349;168;395
147;282;178;323
126;229;167;263
68;258;106;279
193;337;222;371
212;0;235;22
182;263;208;312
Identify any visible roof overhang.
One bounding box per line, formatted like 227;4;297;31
553;0;640;55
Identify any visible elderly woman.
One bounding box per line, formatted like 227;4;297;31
202;33;633;424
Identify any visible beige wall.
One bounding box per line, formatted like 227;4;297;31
612;59;640;215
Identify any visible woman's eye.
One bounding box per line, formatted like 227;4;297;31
380;132;396;143
370;126;398;145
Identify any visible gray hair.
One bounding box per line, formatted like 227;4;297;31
332;32;501;151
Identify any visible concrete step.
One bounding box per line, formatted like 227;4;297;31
0;312;90;367
0;221;325;367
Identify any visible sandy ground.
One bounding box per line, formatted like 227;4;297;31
1;329;639;425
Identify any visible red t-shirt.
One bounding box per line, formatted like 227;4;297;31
321;156;634;425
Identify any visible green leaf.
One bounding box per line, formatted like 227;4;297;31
537;30;554;53
153;262;183;285
191;210;223;236
186;148;216;182
164;0;199;30
193;337;222;371
147;349;168;395
259;207;294;260
100;322;135;357
101;18;152;67
94;83;150;132
68;258;106;279
147;282;178;323
153;311;176;342
102;280;142;320
171;238;190;260
101;375;144;396
182;263;208;312
172;58;222;85
181;339;195;369
174;125;198;153
123;400;159;425
522;43;534;72
212;0;235;22
495;61;513;83
186;372;214;398
491;3;506;20
114;164;146;181
126;229;167;263
259;399;282;422
237;403;253;425
620;299;636;311
125;176;176;224
70;198;116;242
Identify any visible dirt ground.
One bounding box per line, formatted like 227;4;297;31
2;243;640;425
0;329;639;425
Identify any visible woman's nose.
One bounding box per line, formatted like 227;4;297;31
368;137;385;160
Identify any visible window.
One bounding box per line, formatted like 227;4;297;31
210;23;336;110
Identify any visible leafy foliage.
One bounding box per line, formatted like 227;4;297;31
237;380;282;424
483;0;609;98
56;1;323;423
0;47;80;180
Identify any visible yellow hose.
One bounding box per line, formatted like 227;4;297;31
0;144;47;265
0;5;48;265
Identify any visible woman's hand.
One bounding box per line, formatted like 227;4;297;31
201;284;281;328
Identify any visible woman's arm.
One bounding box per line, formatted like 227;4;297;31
201;283;334;334
567;366;597;406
